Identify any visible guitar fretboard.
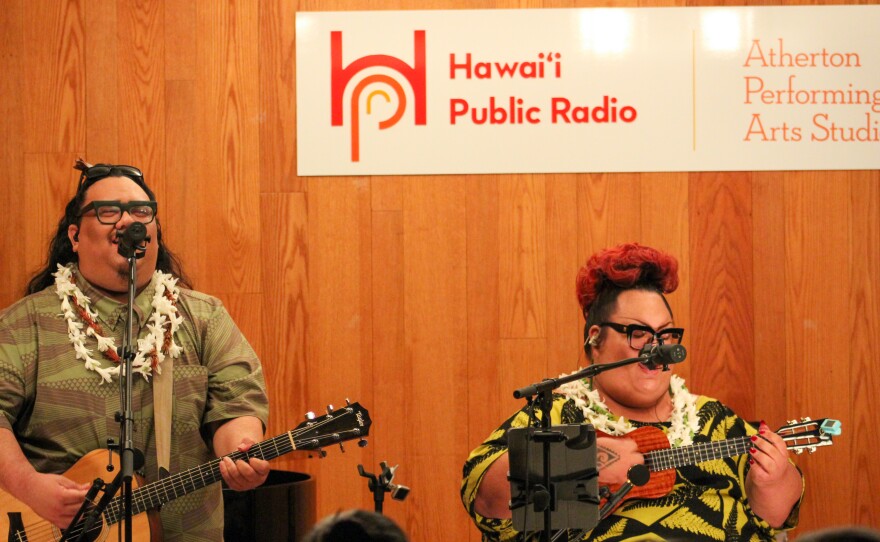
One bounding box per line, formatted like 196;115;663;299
103;430;298;525
644;436;752;472
98;404;369;525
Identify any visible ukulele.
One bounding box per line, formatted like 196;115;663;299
599;417;841;514
1;401;371;542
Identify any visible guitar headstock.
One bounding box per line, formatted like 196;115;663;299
292;400;372;454
778;417;841;454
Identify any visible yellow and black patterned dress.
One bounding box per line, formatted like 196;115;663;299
461;393;802;542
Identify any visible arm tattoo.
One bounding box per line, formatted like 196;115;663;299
597;445;620;468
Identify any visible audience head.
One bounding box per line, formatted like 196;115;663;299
303;509;408;542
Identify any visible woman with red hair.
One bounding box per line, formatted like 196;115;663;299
461;243;803;541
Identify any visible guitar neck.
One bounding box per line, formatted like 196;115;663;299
103;432;295;525
644;435;752;472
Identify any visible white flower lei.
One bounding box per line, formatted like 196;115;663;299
54;264;184;384
556;372;701;447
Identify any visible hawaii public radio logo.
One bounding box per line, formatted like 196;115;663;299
330;30;427;162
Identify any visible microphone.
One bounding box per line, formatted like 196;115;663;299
117;222;151;258
638;343;687;369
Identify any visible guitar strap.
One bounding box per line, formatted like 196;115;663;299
153;356;173;479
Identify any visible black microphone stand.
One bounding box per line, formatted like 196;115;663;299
68;224;150;542
510;353;657;542
117;230;148;542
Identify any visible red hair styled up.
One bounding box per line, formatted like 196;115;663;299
576;243;679;318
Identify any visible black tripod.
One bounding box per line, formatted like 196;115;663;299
357;461;411;514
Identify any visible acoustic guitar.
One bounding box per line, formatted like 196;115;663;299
599;417;841;515
1;401;371;542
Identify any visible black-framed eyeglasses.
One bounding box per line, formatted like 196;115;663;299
77;200;157;225
77;164;143;190
599;322;685;350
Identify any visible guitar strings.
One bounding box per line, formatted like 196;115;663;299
103;409;358;525
15;495;103;542
12;409;362;539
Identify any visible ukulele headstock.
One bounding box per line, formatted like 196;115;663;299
778;417;841;455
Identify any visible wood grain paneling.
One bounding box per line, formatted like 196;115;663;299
0;0;26;296
193;0;262;295
23;0;84;153
259;192;309;440
500;175;547;339
163;80;200;282
849;172;880;526
784;173;853;530
545;175;581;378
0;1;878;540
23;154;81;279
84;0;118;160
689;172;755;418
259;0;301;193
751;172;787;428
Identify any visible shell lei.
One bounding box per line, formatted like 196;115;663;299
556;372;701;447
54;264;184;384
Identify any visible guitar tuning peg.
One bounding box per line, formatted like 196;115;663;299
339;442;346;453
326;404;335;415
802;416;812;422
308;449;327;459
345;398;352;406
305;411;316;421
358;438;368;448
787;419;797;425
794;448;804;455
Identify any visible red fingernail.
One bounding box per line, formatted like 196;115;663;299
759;429;766;434
751;435;758;442
749;458;755;465
761;420;767;425
750;447;757;454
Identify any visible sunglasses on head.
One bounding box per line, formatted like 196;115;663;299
76;163;144;191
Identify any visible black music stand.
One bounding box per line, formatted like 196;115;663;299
508;424;600;538
508;349;680;541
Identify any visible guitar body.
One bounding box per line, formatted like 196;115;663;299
0;449;157;542
2;401;372;542
598;426;676;504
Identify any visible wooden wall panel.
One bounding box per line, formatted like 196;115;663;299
163;80;200;282
465;176;505;443
751;173;788;428
0;0;26;299
117;0;165;182
369;209;408;521
500;175;547;339
850;173;880;526
193;0;262;295
545;175;581;378
577;174;641;259
403;177;469;539
0;1;878;541
258;0;301;193
259;192;309;441
689;172;755;418
165;0;196;81
298;177;375;512
784;174;853;531
84;0;118;160
23;0;84;153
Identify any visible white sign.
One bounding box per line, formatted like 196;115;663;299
296;6;880;175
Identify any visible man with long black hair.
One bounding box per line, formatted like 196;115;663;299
0;160;270;541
